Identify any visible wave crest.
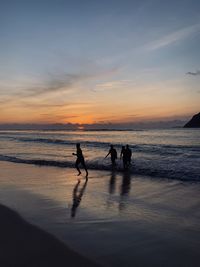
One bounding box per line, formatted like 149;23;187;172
0;154;199;182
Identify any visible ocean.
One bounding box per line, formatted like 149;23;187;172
0;128;199;181
0;129;200;266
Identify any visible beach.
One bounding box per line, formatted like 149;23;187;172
0;203;99;267
0;161;200;267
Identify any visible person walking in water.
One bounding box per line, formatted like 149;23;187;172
105;145;118;167
125;144;132;168
120;145;127;170
72;143;88;177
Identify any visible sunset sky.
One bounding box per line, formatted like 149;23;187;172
0;0;200;125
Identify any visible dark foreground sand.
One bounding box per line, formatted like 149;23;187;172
0;204;99;267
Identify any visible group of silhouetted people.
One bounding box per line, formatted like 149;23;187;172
72;143;132;177
105;144;132;169
71;143;132;218
120;144;132;170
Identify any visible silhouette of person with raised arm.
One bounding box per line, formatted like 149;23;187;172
71;179;88;218
120;145;127;170
105;145;117;167
72;143;88;177
125;144;132;168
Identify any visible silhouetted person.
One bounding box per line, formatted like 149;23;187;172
72;143;88;177
125;144;132;168
71;179;88;218
120;146;127;170
105;145;117;167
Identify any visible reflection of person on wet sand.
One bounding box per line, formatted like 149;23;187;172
71;179;88;218
119;171;131;211
120;171;131;196
109;171;116;194
72;143;88;177
105;145;117;167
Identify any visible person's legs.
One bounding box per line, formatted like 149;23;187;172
81;160;88;178
123;158;127;170
75;159;81;175
111;158;116;168
127;159;131;168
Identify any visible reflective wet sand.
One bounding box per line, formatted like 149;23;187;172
0;162;200;267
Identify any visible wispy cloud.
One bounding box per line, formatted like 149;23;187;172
146;23;200;50
18;73;91;97
0;66;119;106
0;73;82;100
23;67;119;97
93;80;133;92
39;113;78;120
186;70;200;76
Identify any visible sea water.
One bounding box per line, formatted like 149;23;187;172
0;129;200;266
0;128;199;181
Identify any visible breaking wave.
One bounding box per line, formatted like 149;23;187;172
0;154;199;182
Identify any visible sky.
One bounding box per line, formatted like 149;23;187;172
0;0;200;126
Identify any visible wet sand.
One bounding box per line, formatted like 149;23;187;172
0;161;200;267
0;204;99;267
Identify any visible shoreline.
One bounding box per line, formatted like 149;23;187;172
0;156;199;182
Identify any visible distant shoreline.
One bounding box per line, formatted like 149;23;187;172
0;127;190;132
0;119;188;131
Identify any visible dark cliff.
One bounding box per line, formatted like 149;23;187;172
184;113;200;128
